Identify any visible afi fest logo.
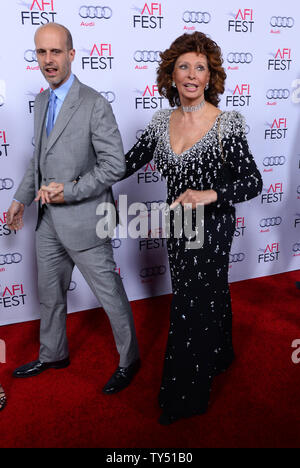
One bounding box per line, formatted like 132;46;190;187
264;118;288;140
28;88;45;113
225;84;251;107
135;85;165;109
0;212;17;238
0;284;27;308
228;9;254;33
268;48;292;71
258;243;280;263
234;216;246;237
137;161;163;184
0;131;10;158
133;3;164;29
261;183;284;204
81;43;114;70
294;214;300;229
20;0;57;25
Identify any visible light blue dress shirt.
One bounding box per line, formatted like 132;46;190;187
46;73;75;127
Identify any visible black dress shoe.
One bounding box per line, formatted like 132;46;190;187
102;358;141;394
158;412;181;426
13;357;70;378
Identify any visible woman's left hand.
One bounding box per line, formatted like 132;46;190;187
170;189;217;210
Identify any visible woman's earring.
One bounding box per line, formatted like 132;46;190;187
205;83;209;91
172;81;177;88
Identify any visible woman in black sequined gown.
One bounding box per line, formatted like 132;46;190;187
124;33;262;424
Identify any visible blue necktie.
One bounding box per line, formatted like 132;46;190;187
46;90;57;137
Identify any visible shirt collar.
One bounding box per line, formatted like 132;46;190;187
51;73;75;102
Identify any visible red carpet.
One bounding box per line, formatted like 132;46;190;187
0;270;299;448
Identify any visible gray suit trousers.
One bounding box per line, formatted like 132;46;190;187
36;207;139;367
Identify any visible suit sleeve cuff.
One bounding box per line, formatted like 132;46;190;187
63;182;76;204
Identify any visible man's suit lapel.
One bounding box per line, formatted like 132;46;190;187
46;77;83;153
35;89;49;158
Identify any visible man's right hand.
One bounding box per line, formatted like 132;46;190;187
6;201;25;231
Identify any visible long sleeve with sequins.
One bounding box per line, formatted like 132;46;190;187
124;114;160;178
215;112;262;206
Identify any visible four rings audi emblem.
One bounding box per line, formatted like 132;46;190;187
79;6;112;19
293;243;300;252
100;91;116;103
266;89;290;100
227;52;253;64
111;239;121;249
229;253;245;263
0;178;14;190
270;16;294;28
259;217;282;228
263;156;286;166
24;49;37;63
134;50;161;63
0;253;23;265
140;265;166;278
182;11;211;23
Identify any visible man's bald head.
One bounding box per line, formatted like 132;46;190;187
35;23;73;50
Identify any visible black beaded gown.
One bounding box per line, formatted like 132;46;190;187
125;110;262;418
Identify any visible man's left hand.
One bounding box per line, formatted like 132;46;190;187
35;182;65;204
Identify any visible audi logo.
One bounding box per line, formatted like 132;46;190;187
263;156;286;167
68;281;77;291
0;178;14;190
111;238;121;249
0;253;23;265
259;217;282;228
297;186;300;194
0;94;4;107
266;89;290;100
100;91;115;103
134;50;161;63
270;16;294;28
182;11;211;24
227;52;253;64
24;49;37;63
292;243;300;252
140;265;166;278
79;6;112;19
229;253;245;263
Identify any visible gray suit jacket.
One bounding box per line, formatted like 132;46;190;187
14;76;125;251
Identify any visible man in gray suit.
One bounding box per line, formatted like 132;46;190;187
7;23;140;393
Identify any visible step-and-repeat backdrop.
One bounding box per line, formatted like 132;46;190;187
0;0;299;325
